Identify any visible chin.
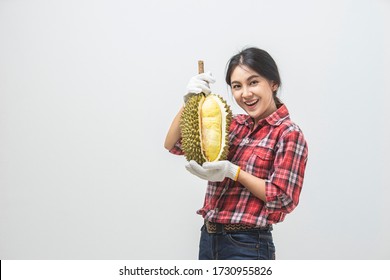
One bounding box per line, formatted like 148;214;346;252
248;110;260;118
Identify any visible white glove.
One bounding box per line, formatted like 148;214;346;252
185;160;241;182
184;72;216;103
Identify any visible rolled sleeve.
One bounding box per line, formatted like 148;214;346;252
265;129;308;214
169;138;185;155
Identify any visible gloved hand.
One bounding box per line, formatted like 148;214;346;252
185;160;241;182
184;72;216;103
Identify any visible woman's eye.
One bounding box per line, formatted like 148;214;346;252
232;84;241;90
250;80;259;86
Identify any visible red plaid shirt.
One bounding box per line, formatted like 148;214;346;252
170;104;308;226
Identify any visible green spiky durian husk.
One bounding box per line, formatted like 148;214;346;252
180;93;232;165
180;94;205;164
219;96;232;161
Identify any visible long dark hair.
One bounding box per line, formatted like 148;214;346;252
225;47;282;107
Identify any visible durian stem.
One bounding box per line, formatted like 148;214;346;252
198;60;204;74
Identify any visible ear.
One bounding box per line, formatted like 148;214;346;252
272;82;279;92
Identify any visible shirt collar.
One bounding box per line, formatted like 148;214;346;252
235;104;290;127
265;104;290;126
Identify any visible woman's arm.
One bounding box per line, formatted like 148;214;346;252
164;106;184;150
186;159;267;202
238;130;308;208
237;169;266;202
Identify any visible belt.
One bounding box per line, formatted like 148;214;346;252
205;220;271;234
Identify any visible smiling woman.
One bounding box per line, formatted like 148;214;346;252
226;48;283;117
230;67;277;126
165;47;309;260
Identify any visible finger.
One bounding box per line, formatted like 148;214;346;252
197;85;211;94
192;78;211;89
189;160;208;175
185;164;208;180
189;83;211;93
186;86;202;94
203;161;224;170
199;72;216;84
188;80;211;94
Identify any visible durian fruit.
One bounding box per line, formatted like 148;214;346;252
180;93;232;165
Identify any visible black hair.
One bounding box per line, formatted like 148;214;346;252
225;47;282;107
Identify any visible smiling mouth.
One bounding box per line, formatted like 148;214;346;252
244;100;259;106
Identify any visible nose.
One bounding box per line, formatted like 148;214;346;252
242;86;252;98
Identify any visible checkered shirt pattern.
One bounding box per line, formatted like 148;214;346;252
170;104;308;226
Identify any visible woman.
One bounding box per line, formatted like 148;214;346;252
164;47;308;260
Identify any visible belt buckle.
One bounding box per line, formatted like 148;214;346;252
215;223;224;234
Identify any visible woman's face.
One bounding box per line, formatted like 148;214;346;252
230;65;278;124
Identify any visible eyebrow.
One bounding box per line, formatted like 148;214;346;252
231;74;261;84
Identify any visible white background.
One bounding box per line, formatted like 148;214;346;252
1;0;389;259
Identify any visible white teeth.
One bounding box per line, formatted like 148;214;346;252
245;100;258;106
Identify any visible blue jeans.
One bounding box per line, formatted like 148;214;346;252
198;225;276;260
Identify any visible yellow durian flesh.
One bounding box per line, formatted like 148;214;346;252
200;95;223;162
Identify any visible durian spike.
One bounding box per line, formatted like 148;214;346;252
198;60;204;74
